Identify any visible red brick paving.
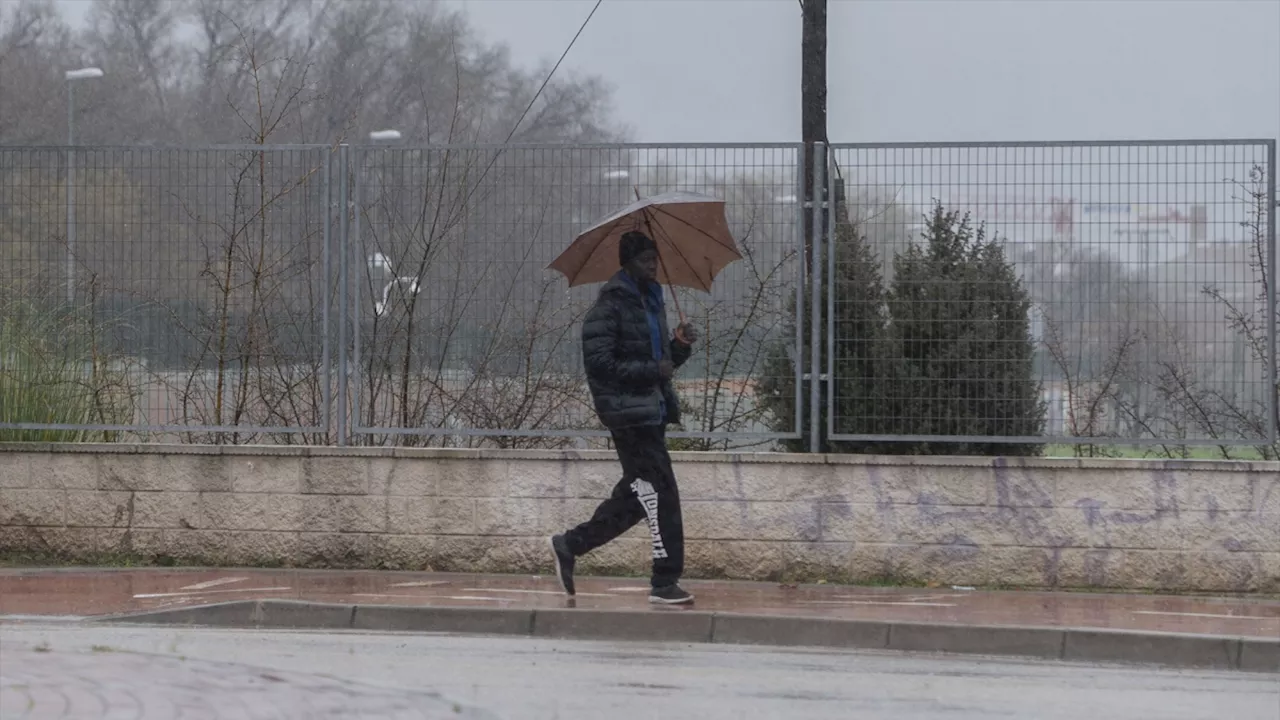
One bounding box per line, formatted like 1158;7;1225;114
2;567;1278;639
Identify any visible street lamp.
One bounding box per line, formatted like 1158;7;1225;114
600;169;632;221
364;131;411;317
367;130;401;198
66;67;104;82
65;66;104;305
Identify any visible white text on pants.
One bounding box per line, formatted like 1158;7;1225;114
631;479;668;560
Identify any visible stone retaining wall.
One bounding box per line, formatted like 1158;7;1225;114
1;444;1277;592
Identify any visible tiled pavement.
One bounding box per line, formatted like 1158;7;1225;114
1;567;1277;639
2;568;1277;717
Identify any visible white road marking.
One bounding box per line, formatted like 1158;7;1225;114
387;581;450;588
828;594;969;602
179;577;249;591
133;587;291;599
1133;610;1276;621
352;593;464;600
143;598;198;610
798;600;957;607
459;588;614;598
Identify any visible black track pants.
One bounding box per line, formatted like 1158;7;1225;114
563;424;684;587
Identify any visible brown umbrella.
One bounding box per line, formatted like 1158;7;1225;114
549;190;742;334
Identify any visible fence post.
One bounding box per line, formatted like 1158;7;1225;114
337;144;350;446
351;145;365;446
321;149;333;442
791;144;807;447
1268;139;1278;445
808;142;827;454
826;146;838;450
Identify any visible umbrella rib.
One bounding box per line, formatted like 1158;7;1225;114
646;203;742;256
581;216;629;273
642;206;713;291
554;215;627;276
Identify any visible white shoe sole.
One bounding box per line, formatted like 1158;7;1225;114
648;594;694;605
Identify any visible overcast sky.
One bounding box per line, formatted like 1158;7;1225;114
456;0;1280;144
55;0;1280;144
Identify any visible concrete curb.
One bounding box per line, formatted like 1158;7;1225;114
94;600;1280;674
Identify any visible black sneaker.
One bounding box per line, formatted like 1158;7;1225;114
548;535;576;596
649;584;693;605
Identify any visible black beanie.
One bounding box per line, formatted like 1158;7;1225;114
619;230;657;267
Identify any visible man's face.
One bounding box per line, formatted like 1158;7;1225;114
628;248;659;284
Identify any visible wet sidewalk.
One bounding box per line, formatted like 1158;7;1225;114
2;567;1278;639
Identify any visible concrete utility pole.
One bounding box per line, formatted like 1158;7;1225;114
801;0;829;453
800;0;828;267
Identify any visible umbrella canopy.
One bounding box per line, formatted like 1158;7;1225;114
548;191;742;292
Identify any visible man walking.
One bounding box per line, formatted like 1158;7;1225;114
549;230;698;605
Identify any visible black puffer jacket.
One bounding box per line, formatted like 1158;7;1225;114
582;272;692;429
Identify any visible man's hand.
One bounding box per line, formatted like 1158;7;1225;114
659;359;675;380
675;322;698;346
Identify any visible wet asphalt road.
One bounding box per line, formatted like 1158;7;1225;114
1;622;1276;720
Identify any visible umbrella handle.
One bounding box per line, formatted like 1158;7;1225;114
674;322;690;345
672;305;689;344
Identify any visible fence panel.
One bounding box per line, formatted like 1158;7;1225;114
0;145;334;443
4;140;1272;451
826;140;1277;449
347;143;805;449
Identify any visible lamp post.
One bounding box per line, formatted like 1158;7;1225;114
601;168;631;224
65;67;104;305
365;131;418;318
367;129;402;216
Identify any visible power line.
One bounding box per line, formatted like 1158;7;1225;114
504;0;604;144
464;0;604;205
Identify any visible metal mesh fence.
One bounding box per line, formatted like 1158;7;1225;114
2;140;1274;451
826;140;1277;448
0;146;333;443
348;144;803;448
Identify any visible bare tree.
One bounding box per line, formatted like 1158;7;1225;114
1161;165;1277;458
1031;247;1149;454
0;0;73;144
134;23;329;444
88;1;179;114
354;142;595;448
182;0;324;142
2;0;628;445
